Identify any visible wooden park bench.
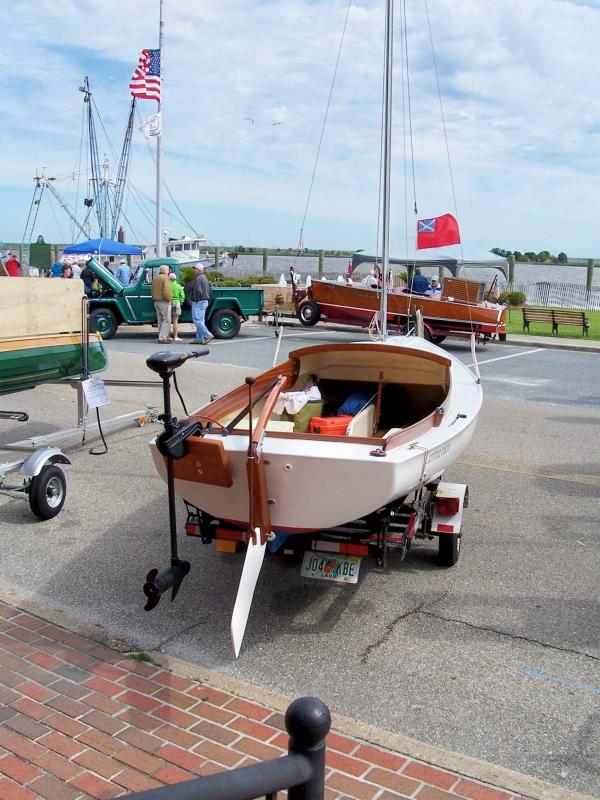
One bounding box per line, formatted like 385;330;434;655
522;306;589;336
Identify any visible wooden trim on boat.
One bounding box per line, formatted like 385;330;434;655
171;438;233;487
0;332;103;352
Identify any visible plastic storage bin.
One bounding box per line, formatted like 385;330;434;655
308;415;353;435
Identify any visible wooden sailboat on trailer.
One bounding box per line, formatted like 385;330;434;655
146;0;483;656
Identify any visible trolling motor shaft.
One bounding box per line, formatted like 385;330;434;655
143;349;208;611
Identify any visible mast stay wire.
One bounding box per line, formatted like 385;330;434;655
423;0;476;337
134;106;204;240
295;0;353;270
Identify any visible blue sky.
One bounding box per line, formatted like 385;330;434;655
3;0;600;257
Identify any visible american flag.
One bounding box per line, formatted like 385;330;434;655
129;49;161;102
489;275;502;299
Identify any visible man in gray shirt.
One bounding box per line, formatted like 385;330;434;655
188;264;213;344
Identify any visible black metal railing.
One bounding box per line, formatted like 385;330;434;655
127;697;331;800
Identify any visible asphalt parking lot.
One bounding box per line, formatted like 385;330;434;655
0;323;599;795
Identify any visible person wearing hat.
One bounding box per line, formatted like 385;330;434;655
428;275;442;295
116;258;131;285
168;272;185;341
187;264;214;345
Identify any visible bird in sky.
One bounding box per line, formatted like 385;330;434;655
244;116;254;124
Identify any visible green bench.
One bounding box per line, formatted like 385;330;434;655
522;307;589;336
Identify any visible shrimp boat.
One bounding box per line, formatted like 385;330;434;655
144;0;483;656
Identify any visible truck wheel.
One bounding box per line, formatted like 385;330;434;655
90;308;118;339
298;300;320;326
438;534;460;567
209;309;241;339
29;465;66;520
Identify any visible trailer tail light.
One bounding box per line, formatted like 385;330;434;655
436;496;460;516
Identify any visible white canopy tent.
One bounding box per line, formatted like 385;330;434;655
351;242;508;279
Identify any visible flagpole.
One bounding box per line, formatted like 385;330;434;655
155;0;164;258
380;0;393;340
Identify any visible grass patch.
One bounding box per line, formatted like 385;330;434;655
129;652;161;667
505;306;600;340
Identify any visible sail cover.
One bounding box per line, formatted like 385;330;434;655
352;242;508;278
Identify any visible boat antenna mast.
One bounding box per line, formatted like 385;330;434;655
110;97;137;240
379;0;394;340
79;77;106;236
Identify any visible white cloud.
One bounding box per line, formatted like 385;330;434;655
2;0;600;257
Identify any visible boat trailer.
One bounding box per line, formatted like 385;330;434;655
182;478;468;573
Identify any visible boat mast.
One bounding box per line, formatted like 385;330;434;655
380;0;394;340
155;0;165;258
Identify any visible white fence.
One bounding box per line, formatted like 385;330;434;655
503;282;600;311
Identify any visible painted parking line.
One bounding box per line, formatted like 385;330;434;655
520;667;600;696
468;348;543;368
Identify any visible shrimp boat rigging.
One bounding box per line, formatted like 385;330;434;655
144;0;483;656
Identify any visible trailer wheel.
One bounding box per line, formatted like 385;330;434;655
438;533;460;567
298;300;321;326
29;465;66;520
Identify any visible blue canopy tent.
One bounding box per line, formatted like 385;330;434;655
63;238;143;256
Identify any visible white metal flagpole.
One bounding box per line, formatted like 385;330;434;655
155;0;164;258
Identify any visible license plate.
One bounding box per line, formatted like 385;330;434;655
301;551;361;584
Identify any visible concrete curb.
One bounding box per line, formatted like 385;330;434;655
0;586;594;800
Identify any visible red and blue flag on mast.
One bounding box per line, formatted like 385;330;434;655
129;49;161;102
416;213;460;249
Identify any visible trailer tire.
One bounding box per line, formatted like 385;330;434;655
298;300;320;326
29;465;66;520
438;533;460;567
209;308;241;339
90;308;119;339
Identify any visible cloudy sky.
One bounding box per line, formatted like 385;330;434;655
2;0;600;257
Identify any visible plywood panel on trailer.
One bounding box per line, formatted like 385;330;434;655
0;278;86;339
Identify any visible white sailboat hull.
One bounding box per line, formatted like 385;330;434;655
150;337;482;534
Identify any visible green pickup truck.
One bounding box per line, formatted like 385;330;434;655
86;258;263;340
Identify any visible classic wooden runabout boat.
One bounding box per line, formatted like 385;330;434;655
293;275;507;343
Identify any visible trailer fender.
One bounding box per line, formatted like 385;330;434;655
430;482;468;534
20;449;71;478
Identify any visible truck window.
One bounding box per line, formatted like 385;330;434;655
144;267;162;285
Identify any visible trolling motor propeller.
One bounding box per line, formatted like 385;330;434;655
143;559;191;611
143;349;209;613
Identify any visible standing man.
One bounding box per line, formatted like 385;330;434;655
188;264;213;345
116;258;131;285
5;253;20;277
151;265;173;343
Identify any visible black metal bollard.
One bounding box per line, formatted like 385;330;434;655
286;697;331;800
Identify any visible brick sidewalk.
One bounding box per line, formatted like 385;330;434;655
0;599;580;800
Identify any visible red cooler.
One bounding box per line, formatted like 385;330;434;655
308;415;353;435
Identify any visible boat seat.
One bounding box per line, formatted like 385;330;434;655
265;420;295;432
345;404;375;437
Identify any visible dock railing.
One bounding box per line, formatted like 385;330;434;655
126;697;331;800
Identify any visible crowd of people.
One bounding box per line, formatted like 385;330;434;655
358;266;443;296
151;263;214;345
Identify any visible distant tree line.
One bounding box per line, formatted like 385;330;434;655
492;247;568;264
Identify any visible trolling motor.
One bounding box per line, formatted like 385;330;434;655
143;349;209;611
